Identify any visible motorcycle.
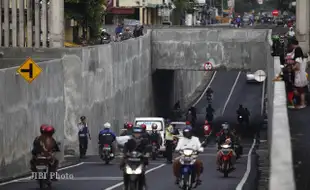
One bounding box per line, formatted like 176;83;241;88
35;156;51;189
172;136;179;151
124;151;147;190
101;144;114;164
178;149;200;190
151;142;159;160
101;36;111;44
206;94;213;104
201;125;212;147
218;144;234;177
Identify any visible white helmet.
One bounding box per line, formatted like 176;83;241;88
102;28;107;32
104;122;111;129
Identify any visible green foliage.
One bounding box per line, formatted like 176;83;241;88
65;0;106;36
173;0;197;13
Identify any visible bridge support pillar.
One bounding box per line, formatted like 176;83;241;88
296;0;310;53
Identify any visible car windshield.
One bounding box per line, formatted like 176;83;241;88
135;121;163;131
173;123;187;131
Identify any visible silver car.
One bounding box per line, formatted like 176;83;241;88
246;72;257;83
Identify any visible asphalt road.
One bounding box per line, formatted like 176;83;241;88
0;71;264;190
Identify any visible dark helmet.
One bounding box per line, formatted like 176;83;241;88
132;126;144;135
183;127;192;139
151;123;158;130
40;124;48;134
239;104;243;108
80;116;86;121
44;125;55;135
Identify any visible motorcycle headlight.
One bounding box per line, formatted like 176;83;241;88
183;149;193;156
125;165;143;174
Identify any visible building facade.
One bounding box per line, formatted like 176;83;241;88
0;0;64;48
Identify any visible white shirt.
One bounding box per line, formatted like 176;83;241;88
288;31;295;37
175;136;202;151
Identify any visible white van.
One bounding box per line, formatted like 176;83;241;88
134;117;166;152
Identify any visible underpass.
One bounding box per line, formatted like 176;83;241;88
0;71;264;190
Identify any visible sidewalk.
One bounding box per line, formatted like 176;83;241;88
289;106;310;189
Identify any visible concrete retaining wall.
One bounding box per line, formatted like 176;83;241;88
0;60;65;180
151;29;270;71
0;30;210;180
268;56;295;190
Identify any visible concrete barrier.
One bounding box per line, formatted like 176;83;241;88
0;30;211;180
268;56;296;190
151;28;270;70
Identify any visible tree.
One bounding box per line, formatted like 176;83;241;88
171;0;197;24
65;0;106;38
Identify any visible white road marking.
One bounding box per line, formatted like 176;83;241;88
235;138;256;190
0;162;85;186
261;79;266;116
193;71;217;106
222;71;241;115
104;164;166;190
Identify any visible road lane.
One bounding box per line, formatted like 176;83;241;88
195;71;240;125
1;71;263;190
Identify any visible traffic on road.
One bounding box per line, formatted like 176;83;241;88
0;71;264;190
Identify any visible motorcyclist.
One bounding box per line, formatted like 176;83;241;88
244;108;250;126
30;124;48;173
149;123;162;149
140;123;151;143
100;29;111;43
287;27;295;38
77;116;91;158
206;104;214;122
120;122;134;136
98;122;117;157
216;138;236;170
121;27;133;41
121;126;151;189
217;124;236;148
203;120;212;136
236;15;241;28
206;87;213;101
31;125;60;180
173;127;203;185
236;104;246;121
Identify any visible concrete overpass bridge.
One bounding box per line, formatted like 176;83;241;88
151;28;270;71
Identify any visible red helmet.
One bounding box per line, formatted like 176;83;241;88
185;121;191;125
127;122;133;129
140;124;147;130
44;125;55;135
204;120;208;125
40;124;48;134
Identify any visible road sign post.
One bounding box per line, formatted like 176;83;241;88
17;57;42;83
204;62;213;71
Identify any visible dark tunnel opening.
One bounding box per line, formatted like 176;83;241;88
152;70;174;118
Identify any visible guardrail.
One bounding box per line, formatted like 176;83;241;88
268;56;296;190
